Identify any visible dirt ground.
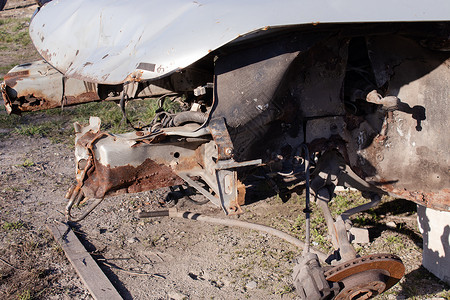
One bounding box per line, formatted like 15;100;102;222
1;1;449;300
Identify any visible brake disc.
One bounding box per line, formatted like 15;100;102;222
324;253;405;300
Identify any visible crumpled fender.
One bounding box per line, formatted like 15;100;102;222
29;0;450;84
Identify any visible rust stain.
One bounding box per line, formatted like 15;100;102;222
40;49;53;62
4;70;30;87
375;181;450;211
1;83;13;114
64;91;99;105
175;146;205;172
5;85;105;114
228;180;245;215
75;130;190;199
76;130;99;149
81;158;184;199
125;70;144;82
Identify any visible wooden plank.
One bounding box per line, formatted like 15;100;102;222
47;222;123;300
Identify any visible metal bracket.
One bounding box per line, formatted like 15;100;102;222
180;157;261;215
209;117;234;160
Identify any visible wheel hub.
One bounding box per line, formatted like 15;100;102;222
324;253;405;300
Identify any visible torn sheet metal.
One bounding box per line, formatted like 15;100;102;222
29;0;450;84
2;61;96;114
1;60;173;114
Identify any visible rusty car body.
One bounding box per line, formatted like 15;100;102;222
2;0;450;298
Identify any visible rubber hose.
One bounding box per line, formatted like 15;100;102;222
173;111;207;126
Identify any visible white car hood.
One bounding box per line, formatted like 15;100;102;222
30;0;450;84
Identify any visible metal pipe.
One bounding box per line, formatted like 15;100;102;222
138;208;328;261
315;188;339;250
138;210;170;218
340;194;381;221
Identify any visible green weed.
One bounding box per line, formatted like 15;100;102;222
19;158;35;167
0;18;32;46
71;97;180;133
0;111;20;128
0;62;19;80
275;284;294;295
13;122;58;137
384;234;405;252
17;289;32;300
385;235;402;244
2;220;26;230
0;19;13;26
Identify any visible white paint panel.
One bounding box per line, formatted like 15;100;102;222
30;0;450;84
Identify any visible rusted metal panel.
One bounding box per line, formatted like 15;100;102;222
379;185;450;211
2;61;62;114
1;61;179;114
82;157;184;199
29;0;450;84
1;61;104;114
343;35;450;211
72;117;209;199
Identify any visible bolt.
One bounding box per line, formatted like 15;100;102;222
225;148;233;156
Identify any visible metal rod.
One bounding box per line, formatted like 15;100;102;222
138;210;170;218
301;144;311;255
66;197;105;222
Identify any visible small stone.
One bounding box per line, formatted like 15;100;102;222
426;298;445;300
386;221;397;228
127;237;139;244
246;281;257;289
167;291;188;300
222;278;231;287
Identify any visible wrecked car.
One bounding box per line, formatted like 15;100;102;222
2;0;450;299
